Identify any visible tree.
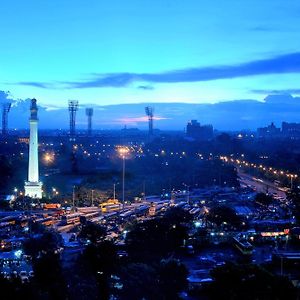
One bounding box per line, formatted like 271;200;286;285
32;253;67;299
158;258;188;300
0;155;13;193
208;262;297;300
119;263;158;300
126;210;189;262
78;221;106;244
287;187;300;225
82;241;118;300
207;205;242;228
255;193;273;207
23;230;63;258
0;273;34;300
164;207;193;224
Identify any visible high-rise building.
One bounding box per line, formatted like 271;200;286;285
282;122;300;138
257;122;280;138
24;99;42;199
186;120;213;140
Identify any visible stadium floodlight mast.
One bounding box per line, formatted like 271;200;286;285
118;147;129;208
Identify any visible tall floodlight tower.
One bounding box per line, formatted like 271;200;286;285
2;103;11;136
24;99;42;199
85;108;93;136
145;106;154;136
68;100;79;141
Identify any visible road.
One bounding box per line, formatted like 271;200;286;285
237;169;286;198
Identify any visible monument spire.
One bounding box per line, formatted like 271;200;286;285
24;98;42;198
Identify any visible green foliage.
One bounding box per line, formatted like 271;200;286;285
287;187;300;225
208;262;297;300
32;253;67;299
207;205;242;228
119;259;188;300
119;263;158;300
23;230;63;257
0;273;34;300
158;258;188;300
255;193;273;206
82;241;118;300
0;155;13;192
126;208;190;262
78;221;106;244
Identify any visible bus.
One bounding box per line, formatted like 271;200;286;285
60;213;82;225
233;236;253;255
35;216;53;226
100;199;122;213
79;212;100;224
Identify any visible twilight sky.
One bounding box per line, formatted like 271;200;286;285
1;0;300;108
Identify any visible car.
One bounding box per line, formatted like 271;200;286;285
12;271;18;277
19;271;29;283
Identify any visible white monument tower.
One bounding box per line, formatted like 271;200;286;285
24;99;42;199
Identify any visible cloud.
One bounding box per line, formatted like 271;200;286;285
64;52;300;88
137;85;154;90
17;81;51;89
12;52;300;89
251;89;300;95
116;116;169;124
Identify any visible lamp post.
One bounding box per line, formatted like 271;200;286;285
113;183;116;201
183;183;190;205
122;156;125;207
118;147;129;209
287;174;297;189
91;189;94;207
72;185;75;208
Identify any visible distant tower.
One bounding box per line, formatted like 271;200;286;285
68;100;79;141
145;106;154;136
24;99;42;199
85;108;93;136
2;103;11;136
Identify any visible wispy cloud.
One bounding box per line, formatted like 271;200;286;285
116;116;169;124
12;52;300;89
65;52;300;88
137;85;154;90
252;88;300;95
16;81;52;89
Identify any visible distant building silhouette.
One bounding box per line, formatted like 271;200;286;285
186;120;213;140
282;122;300;138
257;122;280;138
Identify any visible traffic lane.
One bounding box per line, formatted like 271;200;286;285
238;173;286;198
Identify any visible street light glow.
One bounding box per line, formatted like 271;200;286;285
43;152;55;164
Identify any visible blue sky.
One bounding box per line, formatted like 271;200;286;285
1;0;300;108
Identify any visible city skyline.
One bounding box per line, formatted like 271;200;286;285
1;1;300;107
0;93;300;131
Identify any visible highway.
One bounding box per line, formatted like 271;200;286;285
237;169;287;198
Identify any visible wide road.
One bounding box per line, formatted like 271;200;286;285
237;168;287;198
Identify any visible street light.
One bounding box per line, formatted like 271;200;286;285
43;152;55;165
91;189;94;207
113;183;119;201
289;174;298;189
183;183;190;205
14;188;18;198
118;147;129;208
72;185;76;208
